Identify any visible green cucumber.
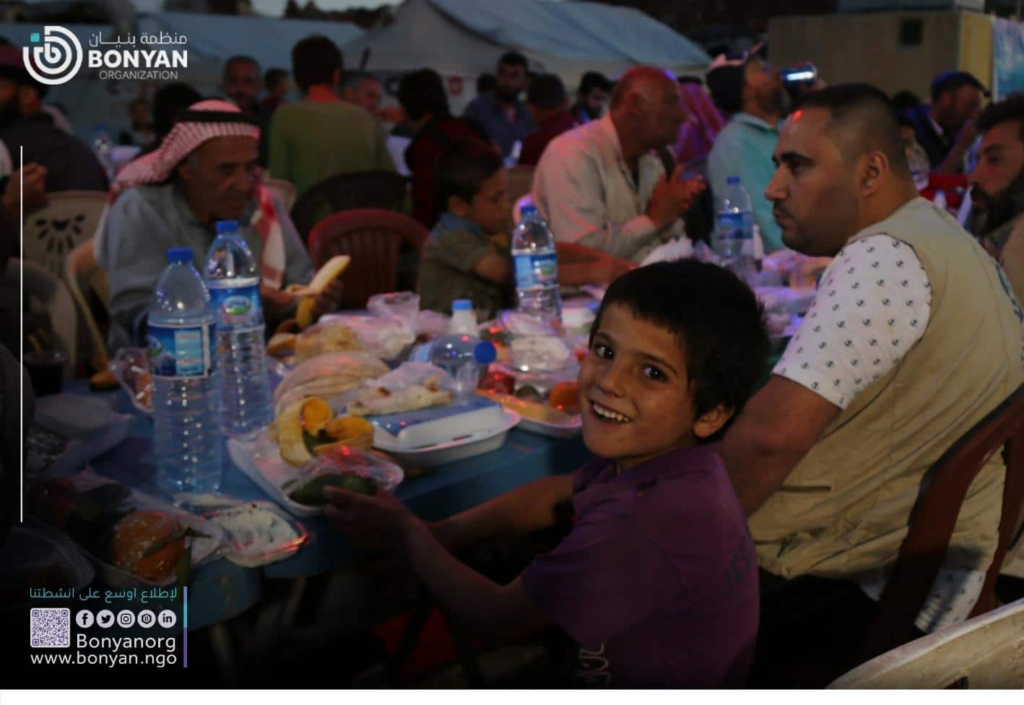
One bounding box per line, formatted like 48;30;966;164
287;474;378;506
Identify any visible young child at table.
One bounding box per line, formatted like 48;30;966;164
416;139;515;319
326;260;770;688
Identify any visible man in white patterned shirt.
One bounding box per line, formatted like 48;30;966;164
719;85;1024;686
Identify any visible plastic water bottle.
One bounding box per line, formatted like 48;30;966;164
411;334;497;396
92;124;115;182
204;220;272;437
512;204;562;326
449;299;478;335
713;176;756;282
148;247;222;494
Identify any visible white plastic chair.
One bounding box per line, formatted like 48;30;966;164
263;177;297;213
23;190;108;279
63;238;109;369
829;597;1024;689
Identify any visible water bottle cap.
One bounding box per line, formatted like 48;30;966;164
726;176;740;185
520;204;538;217
473;341;497;365
215;220;239;234
452;299;473;312
166;247;193;263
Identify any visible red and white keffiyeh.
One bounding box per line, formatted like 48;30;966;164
108;99;287;289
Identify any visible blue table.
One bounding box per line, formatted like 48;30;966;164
78;382;591;630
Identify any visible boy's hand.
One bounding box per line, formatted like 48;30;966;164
324;486;423;555
3;163;49;215
308;277;345;319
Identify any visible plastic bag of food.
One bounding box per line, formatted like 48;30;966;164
282;445;404;506
319;314;416;361
347;362;456;417
294;320;363;364
413;310;451;341
367;291;420;326
273;351;390;415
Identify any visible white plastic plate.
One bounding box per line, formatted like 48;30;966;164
373;410;521;467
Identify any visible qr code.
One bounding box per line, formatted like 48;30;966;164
30;608;70;648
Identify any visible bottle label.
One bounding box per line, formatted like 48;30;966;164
208;282;262;329
513;252;558;289
147;322;215;379
715;212;746;241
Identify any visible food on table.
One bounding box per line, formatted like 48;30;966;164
548;381;581;414
134;370;153;409
291;255;352;329
109;510;186;583
294;322;362;364
89;369;119;392
267;332;297;357
510;335;571;372
205;503;303;561
287;473;377;506
274;397;376;465
477;390;575;425
477;369;516;395
513;385;545;404
273;352;390;412
348;375;455;417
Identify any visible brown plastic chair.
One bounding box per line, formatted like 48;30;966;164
308;209;429;310
505;165;534;207
290;170;408;243
63;238;110;371
854;383;1024;665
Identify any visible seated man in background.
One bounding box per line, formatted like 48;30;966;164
397;68;489;229
532;66;704;263
269;35;394;200
518;74;577;167
340;71;384;117
968;93;1024;304
570;71;613;125
419;140;635;318
706;45;787;253
720;85;1024;685
0;47;107;192
98;100;342;352
905;71;988;174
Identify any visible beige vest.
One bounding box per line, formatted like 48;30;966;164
751;198;1024;580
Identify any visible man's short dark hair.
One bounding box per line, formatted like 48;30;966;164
476;73;497;94
678;75;703;87
498;51;528;71
291;35;342;93
152;83;203;138
435;139;503;211
977;92;1024;143
264;68;288;91
930;70;990;103
706;64;746;115
398;68;450;121
527;73;566;111
578;71;613;96
797;83;911;177
890;89;921;116
592;260;769;439
224;55;259;77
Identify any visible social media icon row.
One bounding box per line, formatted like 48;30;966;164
76;609;176;629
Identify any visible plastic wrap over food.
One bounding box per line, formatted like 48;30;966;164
367;291;420;326
413;310;451;340
294;320;363;364
320;314;416;361
360;361;454;393
283;444;404;504
273;351;390;414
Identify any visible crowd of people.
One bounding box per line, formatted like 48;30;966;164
0;28;1022;690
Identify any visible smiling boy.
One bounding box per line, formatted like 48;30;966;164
327;260;769;687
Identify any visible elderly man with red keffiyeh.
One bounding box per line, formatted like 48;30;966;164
97;99;342;352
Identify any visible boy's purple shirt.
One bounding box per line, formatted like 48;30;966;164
521;444;759;688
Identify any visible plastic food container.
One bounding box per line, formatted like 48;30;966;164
202;501;308;568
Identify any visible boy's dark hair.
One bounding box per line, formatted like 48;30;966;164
498;51;528;71
476;73;497;94
264;68;288;91
398;68;450;121
977;92;1024;143
435;139;503;211
527;73;566;111
291;35;342;93
591;260;769;439
797;83;910;177
578;71;613;95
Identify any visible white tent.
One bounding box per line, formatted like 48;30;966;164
344;0;710;113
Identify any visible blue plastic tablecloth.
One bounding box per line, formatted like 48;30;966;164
74;382;591;629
